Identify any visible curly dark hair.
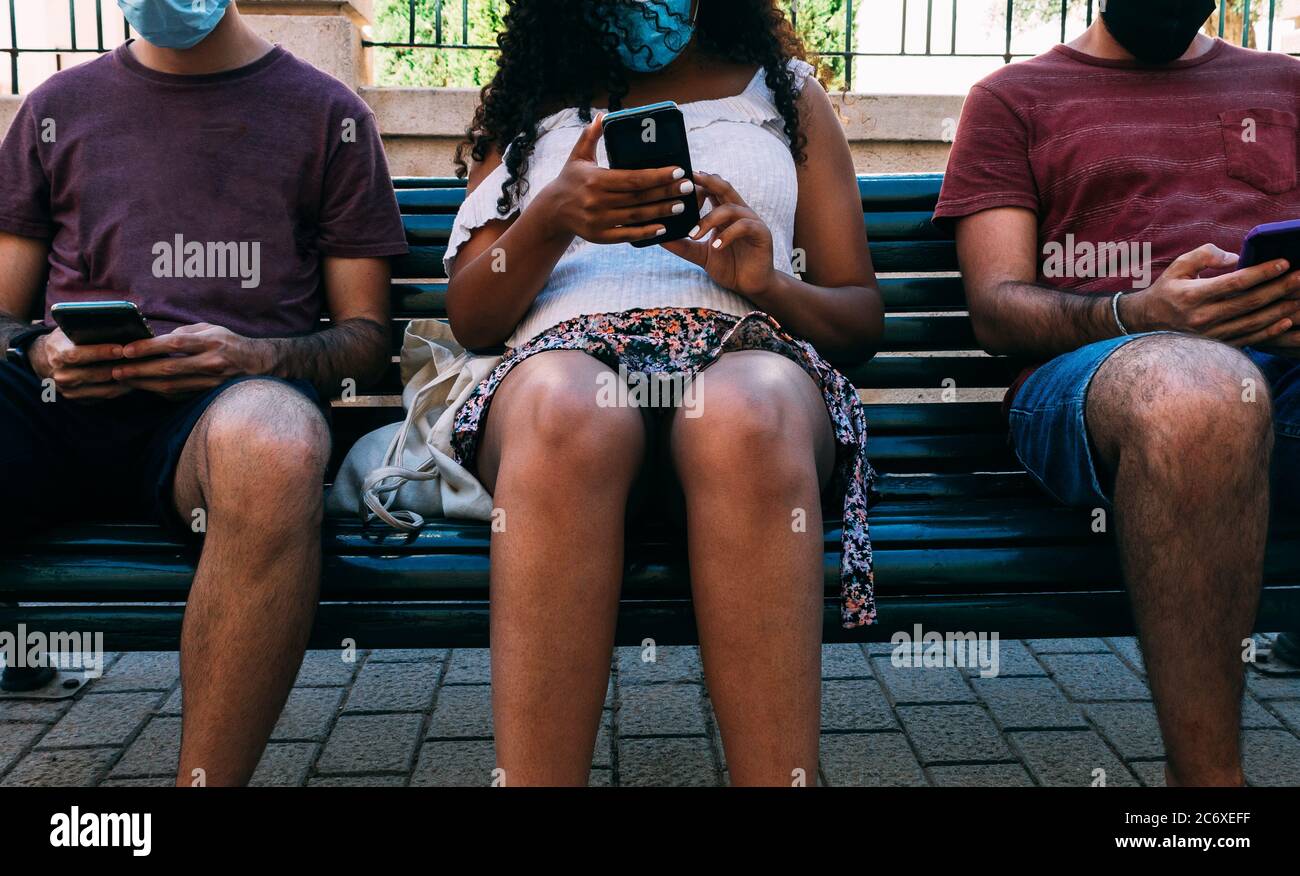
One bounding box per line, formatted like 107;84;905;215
455;0;819;216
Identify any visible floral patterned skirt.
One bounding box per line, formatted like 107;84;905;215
451;307;878;628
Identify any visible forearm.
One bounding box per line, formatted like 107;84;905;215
750;271;884;365
971;280;1122;357
446;187;575;349
252;317;390;398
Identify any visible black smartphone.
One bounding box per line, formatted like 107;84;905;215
50;300;154;345
1239;219;1300;269
602;101;700;247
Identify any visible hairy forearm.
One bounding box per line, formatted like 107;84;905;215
254;317;390;398
750;271;884;365
971;280;1122;357
446;189;575;350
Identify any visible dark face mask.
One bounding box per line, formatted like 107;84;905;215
1101;0;1216;64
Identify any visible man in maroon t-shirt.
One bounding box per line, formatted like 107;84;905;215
936;0;1299;786
0;2;408;785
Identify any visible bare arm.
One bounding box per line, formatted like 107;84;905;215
112;256;392;400
0;231;48;347
957;207;1300;357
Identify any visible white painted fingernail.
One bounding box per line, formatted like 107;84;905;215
680;181;695;194
672;167;685;180
671;202;685;215
688;225;700;238
711;239;722;249
656;227;666;236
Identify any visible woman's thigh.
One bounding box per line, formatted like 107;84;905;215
474;349;648;495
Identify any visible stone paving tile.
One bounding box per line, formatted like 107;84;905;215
250;742;318;787
159;688;182;716
99;777;172;787
820;733;926;787
593;712;612;769
617;737;718;787
272;687;344;742
343;661;439;713
90;652;179;692
316;713;423;775
928;763;1035;787
1128;760;1168;787
110;716;181;779
411;740;496;787
0;723;47;776
294;650;359;687
617;683;708;736
443;649;491;684
589;769;612;787
616;646;702;685
872;658;976;704
367;649;448;663
308;774;407;787
0;698;71;724
1241;697;1281;729
1027;638;1109;654
2;748;117;786
1037;653;1150;702
426;685;493;738
1242;729;1300;787
1009;730;1139;787
1270;699;1300;733
821;679;897;731
1085;703;1164;760
1104;637;1146;675
973;677;1087;730
1245;671;1300;700
821;644;870;678
37;692;163;749
965;639;1047;678
897;704;1012;764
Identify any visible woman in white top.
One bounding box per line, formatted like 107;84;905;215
444;0;884;786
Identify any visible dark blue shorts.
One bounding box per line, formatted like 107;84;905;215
0;359;322;540
1009;332;1300;508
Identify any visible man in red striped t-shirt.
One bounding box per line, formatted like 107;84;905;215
936;0;1300;787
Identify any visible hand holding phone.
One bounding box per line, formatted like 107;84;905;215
602;101;701;246
538;112;696;246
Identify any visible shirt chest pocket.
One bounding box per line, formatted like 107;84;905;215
1220;108;1298;195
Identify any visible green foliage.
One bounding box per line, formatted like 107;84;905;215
371;0;507;87
371;0;851;88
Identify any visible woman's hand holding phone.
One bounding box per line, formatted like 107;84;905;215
660;171;776;298
29;328;133;401
538;113;695;245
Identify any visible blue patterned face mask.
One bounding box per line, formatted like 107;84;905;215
118;0;231;50
612;0;698;73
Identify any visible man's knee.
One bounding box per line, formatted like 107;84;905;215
198;381;330;524
1089;334;1272;467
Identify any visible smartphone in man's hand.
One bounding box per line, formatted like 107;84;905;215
50;300;154;345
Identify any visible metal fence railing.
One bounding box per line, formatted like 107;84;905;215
3;0;1297;94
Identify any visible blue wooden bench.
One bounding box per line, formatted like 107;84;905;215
2;174;1298;679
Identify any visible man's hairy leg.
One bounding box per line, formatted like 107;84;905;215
1087;334;1270;787
171;380;330;786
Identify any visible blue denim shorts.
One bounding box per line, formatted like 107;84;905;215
1008;332;1168;508
1010;332;1300;509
